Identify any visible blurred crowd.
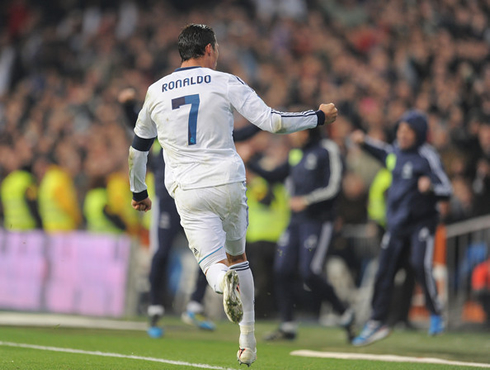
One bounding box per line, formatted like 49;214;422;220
0;0;490;233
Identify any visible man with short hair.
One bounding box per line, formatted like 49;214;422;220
128;23;338;366
350;110;452;346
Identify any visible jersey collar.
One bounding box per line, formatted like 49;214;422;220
175;66;202;72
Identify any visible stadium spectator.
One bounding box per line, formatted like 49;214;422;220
350;110;452;346
0;147;42;231
82;174;127;234
37;156;82;233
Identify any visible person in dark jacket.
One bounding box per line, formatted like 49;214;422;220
246;126;356;343
350;110;452;346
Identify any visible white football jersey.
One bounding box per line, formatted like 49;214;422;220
132;66;321;196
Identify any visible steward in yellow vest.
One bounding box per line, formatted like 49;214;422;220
246;175;290;243
83;182;126;234
38;165;82;233
1;169;42;230
106;171;140;236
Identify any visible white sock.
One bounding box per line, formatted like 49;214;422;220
186;300;204;314
205;263;228;294
148;305;164;317
280;321;297;333
231;261;256;348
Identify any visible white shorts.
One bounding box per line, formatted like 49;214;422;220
174;181;248;272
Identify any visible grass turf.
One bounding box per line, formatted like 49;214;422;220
0;316;489;370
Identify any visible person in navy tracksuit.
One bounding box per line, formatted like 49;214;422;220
246;126;356;342
351;110;452;346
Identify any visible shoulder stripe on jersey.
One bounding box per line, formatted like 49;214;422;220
132;135;155;152
235;76;246;85
419;145;452;196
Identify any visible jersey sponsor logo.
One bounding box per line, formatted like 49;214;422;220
305;154;317;170
304;234;318;251
402;161;413;179
418;227;429;241
162;75;211;92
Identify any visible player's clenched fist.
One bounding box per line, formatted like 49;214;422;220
319;103;338;125
131;198;152;212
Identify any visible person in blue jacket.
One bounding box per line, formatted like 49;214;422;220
245;125;356;343
350;110;452;346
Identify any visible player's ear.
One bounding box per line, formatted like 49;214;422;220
205;43;212;56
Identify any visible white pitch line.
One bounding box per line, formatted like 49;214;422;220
0;341;235;370
291;350;490;368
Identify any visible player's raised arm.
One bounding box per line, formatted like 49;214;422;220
350;129;393;166
226;74;337;134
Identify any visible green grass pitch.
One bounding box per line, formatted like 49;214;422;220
0;316;489;369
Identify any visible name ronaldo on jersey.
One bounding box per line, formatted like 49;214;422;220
162;75;211;92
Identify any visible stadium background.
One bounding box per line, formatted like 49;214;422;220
0;0;489;331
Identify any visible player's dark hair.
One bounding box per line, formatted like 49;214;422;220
178;24;216;62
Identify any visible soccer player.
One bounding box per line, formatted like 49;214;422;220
245;126;356;342
350;110;452;346
120;88;216;336
120;89;261;338
128;24;338;366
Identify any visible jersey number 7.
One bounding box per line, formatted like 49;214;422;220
172;94;200;145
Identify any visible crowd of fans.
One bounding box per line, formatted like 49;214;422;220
0;0;489;230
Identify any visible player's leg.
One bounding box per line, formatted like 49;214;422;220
298;220;355;342
147;196;180;338
181;269;216;330
264;223;299;341
222;182;256;366
387;247;416;329
173;183;243;324
352;231;405;346
225;249;256;366
410;221;444;335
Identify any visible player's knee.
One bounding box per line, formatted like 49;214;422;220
227;252;247;265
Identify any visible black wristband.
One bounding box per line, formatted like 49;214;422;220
315;110;326;126
132;189;149;201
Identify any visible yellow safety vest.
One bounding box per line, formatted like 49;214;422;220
141;172;155;231
38;166;81;232
367;154;396;227
106;172;140;235
246;176;290;243
0;170;38;230
83;187;123;234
